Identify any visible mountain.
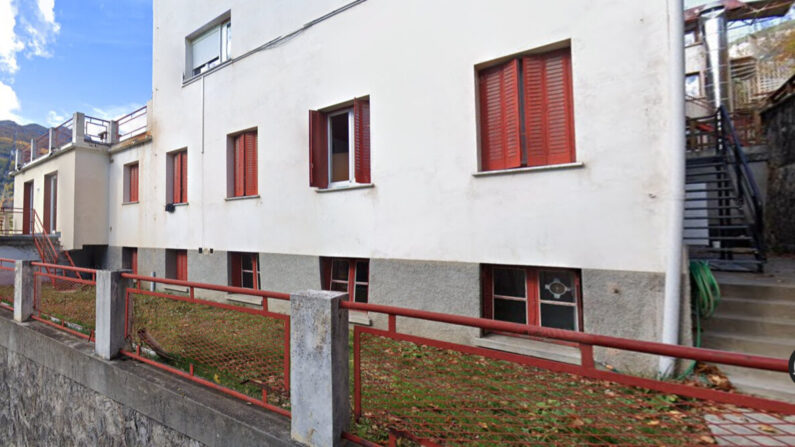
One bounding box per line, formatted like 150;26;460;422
0;121;48;207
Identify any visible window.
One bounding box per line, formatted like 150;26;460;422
320;257;369;303
227;130;257;197
478;47;575;171
229;252;260;289
309;97;370;188
166;249;188;281
122;247;138;274
482;265;581;331
124;162;139;203
187;18;231;77
684;30;698;46
168;150;188;204
685;73;701;98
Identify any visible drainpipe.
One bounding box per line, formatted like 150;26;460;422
659;0;686;378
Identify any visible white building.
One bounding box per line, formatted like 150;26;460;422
12;0;688;373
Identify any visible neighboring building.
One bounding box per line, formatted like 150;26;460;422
11;0;688;373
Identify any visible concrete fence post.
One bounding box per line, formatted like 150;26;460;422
95;270;131;360
13;260;34;322
290;290;349;447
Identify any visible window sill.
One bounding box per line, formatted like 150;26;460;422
171;202;188;207
225;194;260;202
473;162;584;178
182;59;233;87
315;183;374;193
349;310;372;326
473;334;581;365
122;201;139;206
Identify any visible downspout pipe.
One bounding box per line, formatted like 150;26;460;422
659;0;686;378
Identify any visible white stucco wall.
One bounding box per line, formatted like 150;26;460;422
104;0;681;274
13;146;111;251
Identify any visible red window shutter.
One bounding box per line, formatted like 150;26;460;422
230;253;241;287
481;266;493;320
479;59;521;171
251;254;259;290
309;110;328;188
320;257;332;290
180;151;188;202
526;268;540;326
129;164;139;202
176;250;188;281
354;98;371;184
523;49;575;166
131;249;138;275
244;132;257;196
234;135;245;197
172;153;181;203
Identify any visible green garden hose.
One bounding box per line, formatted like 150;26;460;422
677;260;721;379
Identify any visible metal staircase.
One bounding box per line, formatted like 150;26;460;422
684;106;765;272
30;209;80;282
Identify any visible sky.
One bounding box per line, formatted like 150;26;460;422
0;0;152;126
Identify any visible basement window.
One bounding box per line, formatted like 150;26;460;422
229;252;260;289
321;257;369;303
122;247;138;274
166;249;188;281
482;265;581;331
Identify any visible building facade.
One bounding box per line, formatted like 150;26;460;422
12;0;689;373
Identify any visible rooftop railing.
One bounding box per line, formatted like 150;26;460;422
17;104;149;171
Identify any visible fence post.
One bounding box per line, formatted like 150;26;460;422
95;270;130;360
290;290;349;447
13;260;34;322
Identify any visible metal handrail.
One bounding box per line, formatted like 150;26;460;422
717;105;766;261
116;105;147;142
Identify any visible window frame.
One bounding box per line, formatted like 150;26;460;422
186;16;231;79
477;46;575;172
321;257;369;303
483;264;582;334
227;130;258;198
229;252;260;290
166;249;188;281
327;107;356;187
685;72;702;99
168;149;188;204
124;162;139;204
122;247;138;275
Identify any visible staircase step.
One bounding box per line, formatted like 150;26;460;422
701;313;795;338
716;365;795;402
686;161;727;168
684;196;740;202
684;187;735;194
716;278;795;301
684;236;752;242
683;215;748;221
684;206;743;211
700;331;793;358
716;297;795;319
683;225;750;231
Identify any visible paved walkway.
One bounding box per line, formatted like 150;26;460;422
708;409;795;446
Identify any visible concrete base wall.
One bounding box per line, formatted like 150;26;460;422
369;259;481;345
0;310;292;446
100;248;691;375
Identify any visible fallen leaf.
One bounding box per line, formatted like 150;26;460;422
757;424;779;434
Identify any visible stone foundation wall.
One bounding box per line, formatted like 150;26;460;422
762;93;795;253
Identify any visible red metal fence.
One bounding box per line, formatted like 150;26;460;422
32;262;97;341
341;301;795;446
119;273;291;417
0;258;15;310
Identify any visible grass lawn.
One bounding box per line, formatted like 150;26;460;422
347;333;740;446
0;285;13;306
37;281;97;336
128;292;290;409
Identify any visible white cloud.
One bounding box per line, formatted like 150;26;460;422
46;110;65;126
0;0;24;74
0;80;22;121
37;0;57;26
21;0;61;59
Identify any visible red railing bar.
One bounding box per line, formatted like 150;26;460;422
342;431;383;447
120;349;291;418
127;287;289;320
31;315;93;342
32;271;96;286
121;273;289;300
31;262;97;275
340;301;788;372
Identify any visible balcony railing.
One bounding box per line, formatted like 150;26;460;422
17;105;149;170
